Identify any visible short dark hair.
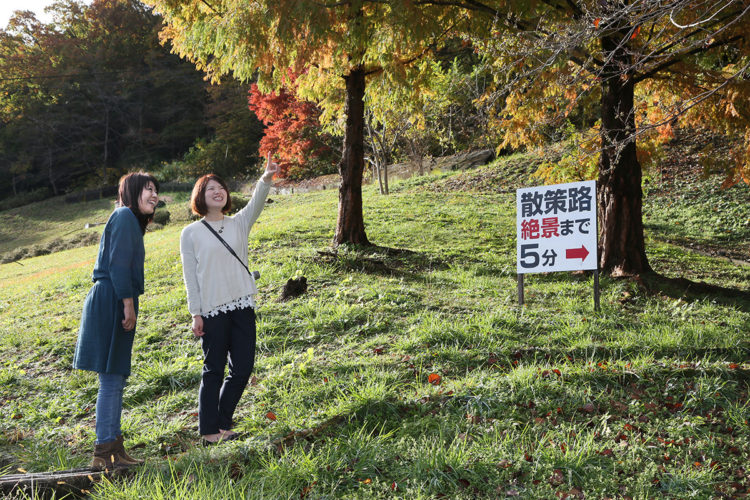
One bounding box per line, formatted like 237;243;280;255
190;174;231;216
117;172;159;234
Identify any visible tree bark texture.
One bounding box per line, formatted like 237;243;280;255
597;34;651;276
333;66;370;246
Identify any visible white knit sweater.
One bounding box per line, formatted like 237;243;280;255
180;180;271;317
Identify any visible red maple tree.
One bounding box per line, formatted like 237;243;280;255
248;72;337;179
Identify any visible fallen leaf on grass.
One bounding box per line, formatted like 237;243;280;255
266;411;277;421
610;400;628;413
549;469;564;486
229;463;243;480
466;414;482;424
428;373;441;385
300;481;317;498
579;403;596;414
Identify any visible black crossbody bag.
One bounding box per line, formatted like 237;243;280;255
201;220;259;280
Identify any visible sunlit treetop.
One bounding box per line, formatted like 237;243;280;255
144;0;488;115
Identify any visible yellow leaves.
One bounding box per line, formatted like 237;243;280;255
724;91;740;118
718;129;750;188
532;129;600;186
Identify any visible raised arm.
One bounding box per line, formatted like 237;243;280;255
234;152;279;231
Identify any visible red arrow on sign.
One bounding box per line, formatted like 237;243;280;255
566;245;589;261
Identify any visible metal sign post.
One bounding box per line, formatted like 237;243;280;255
594;268;600;311
516;180;599;310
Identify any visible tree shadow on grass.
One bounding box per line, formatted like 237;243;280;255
314;244;449;280
431;345;750;371
257;362;749;498
639;271;750;312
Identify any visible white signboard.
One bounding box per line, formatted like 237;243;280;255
516;180;597;274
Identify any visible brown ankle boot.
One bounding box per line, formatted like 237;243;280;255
115;434;143;465
91;440;123;470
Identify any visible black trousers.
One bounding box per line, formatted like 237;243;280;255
199;306;256;435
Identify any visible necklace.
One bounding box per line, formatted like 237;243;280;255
207;216;225;233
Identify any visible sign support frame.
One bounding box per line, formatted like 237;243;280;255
516;270;600;311
516;180;600;312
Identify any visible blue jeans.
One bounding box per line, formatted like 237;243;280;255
95;372;126;444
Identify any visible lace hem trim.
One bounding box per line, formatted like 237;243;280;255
205;294;255;317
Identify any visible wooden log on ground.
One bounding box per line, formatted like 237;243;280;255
0;467;130;498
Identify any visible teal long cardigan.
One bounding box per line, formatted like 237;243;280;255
73;207;145;376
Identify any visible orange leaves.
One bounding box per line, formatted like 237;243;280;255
428;373;441;385
266;411;277;421
630;26;641;40
539;368;563;379
593;18;601;28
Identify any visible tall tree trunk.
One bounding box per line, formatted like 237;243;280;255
375;162;384;194
333;66;370;246
597;34;651;276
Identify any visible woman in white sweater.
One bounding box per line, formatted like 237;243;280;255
180;155;278;444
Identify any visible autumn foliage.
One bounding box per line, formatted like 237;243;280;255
248;73;337;180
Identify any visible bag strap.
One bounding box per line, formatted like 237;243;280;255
201;219;253;278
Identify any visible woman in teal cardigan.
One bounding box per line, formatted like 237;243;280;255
73;172;158;470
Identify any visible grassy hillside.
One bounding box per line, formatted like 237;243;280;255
0;155;749;499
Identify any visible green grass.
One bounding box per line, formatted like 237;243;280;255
644;167;750;263
0;159;748;499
